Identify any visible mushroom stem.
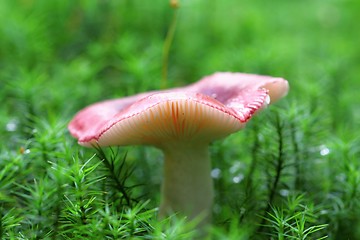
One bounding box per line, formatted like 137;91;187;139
159;143;213;227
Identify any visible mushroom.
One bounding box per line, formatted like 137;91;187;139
68;72;289;229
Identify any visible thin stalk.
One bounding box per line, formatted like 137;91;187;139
79;195;87;225
290;121;302;189
161;8;179;89
95;147;133;207
267;114;285;209
258;114;285;234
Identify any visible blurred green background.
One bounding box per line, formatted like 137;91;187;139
1;0;360;124
1;0;359;239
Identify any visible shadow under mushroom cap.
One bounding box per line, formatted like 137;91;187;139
68;72;289;148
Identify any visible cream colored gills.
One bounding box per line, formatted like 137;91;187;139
98;99;243;147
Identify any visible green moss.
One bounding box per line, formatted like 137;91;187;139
0;0;359;239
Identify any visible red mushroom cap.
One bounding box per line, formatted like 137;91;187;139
68;72;289;148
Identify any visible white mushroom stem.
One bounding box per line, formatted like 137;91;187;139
159;142;214;226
